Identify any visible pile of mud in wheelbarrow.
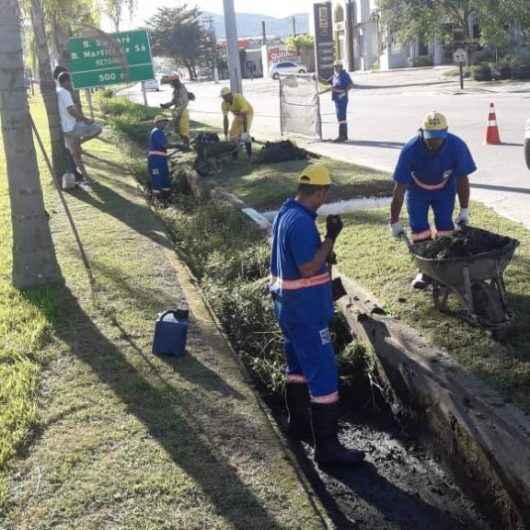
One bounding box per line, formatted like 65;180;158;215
403;226;519;340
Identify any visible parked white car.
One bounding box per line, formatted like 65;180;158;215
525;118;530;169
270;61;307;80
142;78;160;92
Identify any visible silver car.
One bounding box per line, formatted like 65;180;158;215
270;61;307;80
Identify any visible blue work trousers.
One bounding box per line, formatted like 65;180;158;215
274;301;338;397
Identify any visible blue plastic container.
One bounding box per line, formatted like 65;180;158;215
152;308;189;357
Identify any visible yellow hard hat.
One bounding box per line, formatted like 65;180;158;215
422;111;448;139
220;87;231;97
334;60;343;67
298;164;331;186
154;115;170;123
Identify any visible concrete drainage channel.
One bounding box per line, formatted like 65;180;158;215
211;188;530;529
160;157;528;528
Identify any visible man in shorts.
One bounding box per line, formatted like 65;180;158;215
56;71;102;188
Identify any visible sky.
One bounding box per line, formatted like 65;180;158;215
123;0;312;28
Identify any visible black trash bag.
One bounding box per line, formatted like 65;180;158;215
255;140;317;164
193;133;237;177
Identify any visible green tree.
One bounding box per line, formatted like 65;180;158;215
101;0;136;32
286;34;314;56
377;0;530;53
148;5;211;81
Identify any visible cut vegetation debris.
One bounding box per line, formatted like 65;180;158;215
332;204;530;411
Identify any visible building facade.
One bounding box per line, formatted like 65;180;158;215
310;0;484;72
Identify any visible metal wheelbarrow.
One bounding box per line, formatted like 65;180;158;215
401;226;519;340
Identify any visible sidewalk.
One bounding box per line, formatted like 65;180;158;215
3;115;327;528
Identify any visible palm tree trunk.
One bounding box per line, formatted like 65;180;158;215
0;0;61;288
30;0;68;179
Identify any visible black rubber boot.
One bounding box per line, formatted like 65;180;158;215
311;402;365;466
285;383;312;441
332;125;343;143
245;141;252;160
340;123;348;142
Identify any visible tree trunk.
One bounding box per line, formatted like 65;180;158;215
50;17;83;110
30;0;68;179
0;0;61;288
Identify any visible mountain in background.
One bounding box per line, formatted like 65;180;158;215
203;12;309;39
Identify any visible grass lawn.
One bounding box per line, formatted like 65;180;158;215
0;96;324;529
332;204;530;411
0;98;61;507
204;156;393;211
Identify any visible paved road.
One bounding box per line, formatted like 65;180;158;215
125;68;530;228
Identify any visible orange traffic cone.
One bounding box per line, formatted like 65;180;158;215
485;102;502;145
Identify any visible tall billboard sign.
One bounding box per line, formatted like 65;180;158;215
313;2;334;80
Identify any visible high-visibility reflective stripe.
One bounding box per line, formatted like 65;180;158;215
488;120;497;126
338;120;348;124
411;173;449;191
287;374;307;383
412;229;432;242
148;150;167;156
311;391;339;404
270;272;331;291
436;229;454;237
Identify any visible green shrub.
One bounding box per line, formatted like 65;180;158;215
491;62;511;80
471;63;492;81
411;55;433;67
510;56;530;79
100;88;114;98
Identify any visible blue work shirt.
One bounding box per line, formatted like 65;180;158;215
148;127;168;155
270;199;333;325
393;133;477;198
331;70;353;102
148;127;169;176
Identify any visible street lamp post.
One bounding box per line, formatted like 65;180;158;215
223;0;242;93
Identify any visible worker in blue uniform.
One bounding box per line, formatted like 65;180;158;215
330;60;354;143
148;115;176;202
390;111;477;288
270;163;365;466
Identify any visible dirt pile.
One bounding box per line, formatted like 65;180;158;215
255;140;316;164
415;227;511;259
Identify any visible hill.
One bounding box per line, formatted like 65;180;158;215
205;12;309;39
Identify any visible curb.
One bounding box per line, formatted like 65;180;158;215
161;238;334;530
336;273;530;530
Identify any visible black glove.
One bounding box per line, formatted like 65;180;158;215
160;103;168;109
326;215;343;242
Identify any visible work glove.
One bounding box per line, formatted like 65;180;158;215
455;208;470;226
240;132;251;143
160;103;169;109
326;215;343;242
390;222;405;239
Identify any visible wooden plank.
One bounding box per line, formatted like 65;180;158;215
337;273;530;529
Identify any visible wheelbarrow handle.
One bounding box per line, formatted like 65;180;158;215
400;231;415;252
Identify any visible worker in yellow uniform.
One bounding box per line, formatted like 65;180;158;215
161;73;190;149
220;87;253;159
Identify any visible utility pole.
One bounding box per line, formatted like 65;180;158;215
223;0;242;93
262;21;267;46
205;15;219;83
292;16;297;37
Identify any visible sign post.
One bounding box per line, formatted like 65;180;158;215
313;2;334;81
67;29;154;89
453;48;467;91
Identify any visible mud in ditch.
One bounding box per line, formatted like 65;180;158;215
264;389;490;530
